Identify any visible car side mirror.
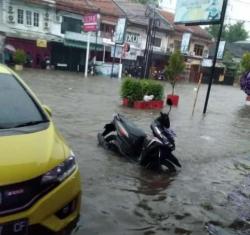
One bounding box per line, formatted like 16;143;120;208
43;105;52;117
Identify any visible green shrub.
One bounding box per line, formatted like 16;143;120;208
121;78;143;101
13;49;27;65
121;78;164;101
148;82;164;100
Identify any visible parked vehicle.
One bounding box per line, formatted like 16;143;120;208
97;99;181;172
124;66;143;78
0;64;81;234
151;68;166;80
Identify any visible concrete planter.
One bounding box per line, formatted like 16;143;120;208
15;64;23;71
167;95;179;106
246;96;250;106
122;99;164;109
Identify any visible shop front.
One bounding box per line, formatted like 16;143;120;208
5;37;51;68
51;32;104;72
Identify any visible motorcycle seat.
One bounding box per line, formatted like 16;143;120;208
119;116;146;139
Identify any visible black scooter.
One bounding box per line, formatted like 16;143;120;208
97;100;181;172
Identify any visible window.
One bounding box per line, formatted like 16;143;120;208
0;74;46;129
34;12;39;27
174;40;181;51
153;37;161;47
17;9;24;24
194;44;204;56
61;17;82;34
26;11;32;26
100;24;114;33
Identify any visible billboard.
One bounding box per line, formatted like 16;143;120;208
115;18;127;44
174;0;224;25
181;33;191;54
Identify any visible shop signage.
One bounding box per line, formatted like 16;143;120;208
174;0;224;25
115;18;127;44
202;59;213;67
83;14;100;32
217;41;226;59
181;33;191;54
36;39;47;48
125;32;140;44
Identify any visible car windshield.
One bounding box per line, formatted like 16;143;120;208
0;73;47;129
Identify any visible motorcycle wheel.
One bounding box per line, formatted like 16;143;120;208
161;159;176;172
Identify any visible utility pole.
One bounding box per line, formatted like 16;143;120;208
143;5;160;79
203;0;228;114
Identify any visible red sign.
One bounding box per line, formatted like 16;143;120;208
83;14;100;32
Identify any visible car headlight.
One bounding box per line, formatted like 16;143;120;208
41;151;77;185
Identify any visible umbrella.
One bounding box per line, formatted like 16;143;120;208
5;44;16;52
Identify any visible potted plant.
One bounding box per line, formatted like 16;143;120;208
13;49;27;71
121;78;143;107
165;50;185;106
121;78;164;109
240;52;250;105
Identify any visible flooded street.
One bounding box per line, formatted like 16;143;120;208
20;69;250;235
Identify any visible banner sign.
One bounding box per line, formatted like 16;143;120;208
83;14;100;32
111;46;140;61
181;33;191;54
115;18;127;44
217;41;226;59
174;0;224;25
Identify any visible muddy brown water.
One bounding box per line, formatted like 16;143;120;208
20;69;250;235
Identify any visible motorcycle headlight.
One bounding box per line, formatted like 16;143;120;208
41;151;77;185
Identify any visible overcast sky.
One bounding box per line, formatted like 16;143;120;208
160;0;250;33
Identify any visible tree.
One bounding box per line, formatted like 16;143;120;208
226;22;248;43
165;51;185;95
206;22;248;42
205;24;227;40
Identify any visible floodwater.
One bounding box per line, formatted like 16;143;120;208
20;69;250;235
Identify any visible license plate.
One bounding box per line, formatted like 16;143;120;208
0;219;28;235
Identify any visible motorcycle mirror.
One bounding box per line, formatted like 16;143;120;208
167;98;173;106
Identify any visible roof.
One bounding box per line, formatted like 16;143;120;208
226;42;250;58
114;1;148;26
0;64;11;74
159;10;212;40
25;0;124;19
114;1;172;31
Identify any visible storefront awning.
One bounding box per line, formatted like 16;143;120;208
64;39;103;51
64;31;104;51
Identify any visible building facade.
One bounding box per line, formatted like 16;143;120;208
159;10;213;82
0;0;212;77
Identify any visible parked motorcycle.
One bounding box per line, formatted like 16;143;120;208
97;99;181;172
88;63;97;76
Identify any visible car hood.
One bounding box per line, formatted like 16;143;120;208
0;123;69;186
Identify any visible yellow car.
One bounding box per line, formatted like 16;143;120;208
0;64;81;234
